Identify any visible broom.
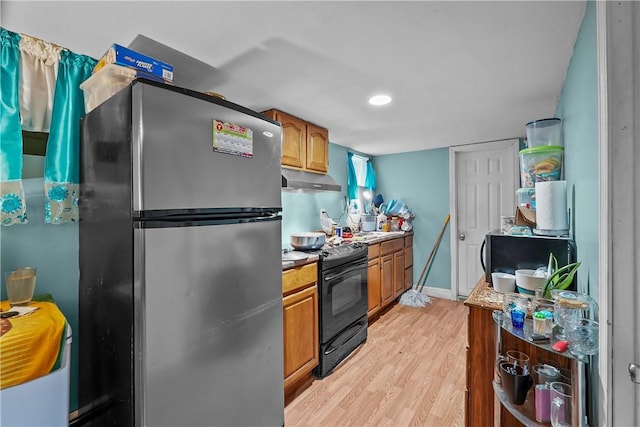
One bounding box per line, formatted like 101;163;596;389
399;214;450;307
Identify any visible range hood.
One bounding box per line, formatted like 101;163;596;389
281;168;342;192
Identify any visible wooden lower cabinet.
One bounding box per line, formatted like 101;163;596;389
464;279;573;427
465;300;497;426
404;235;413;291
380;253;395;304
367;257;381;317
367;234;412;320
393;250;405;298
282;263;319;391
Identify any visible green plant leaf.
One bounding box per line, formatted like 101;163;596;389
542;261;581;298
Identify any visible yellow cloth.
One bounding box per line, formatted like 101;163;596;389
0;300;66;389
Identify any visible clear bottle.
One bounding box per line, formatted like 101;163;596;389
377;213;387;231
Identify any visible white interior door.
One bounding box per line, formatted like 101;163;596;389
450;139;519;297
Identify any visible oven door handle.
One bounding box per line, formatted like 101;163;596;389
324;320;366;355
323;260;367;282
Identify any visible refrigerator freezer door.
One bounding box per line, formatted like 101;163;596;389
134;219;284;426
131;82;282;213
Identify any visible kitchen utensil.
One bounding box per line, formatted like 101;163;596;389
535;384;551;422
549;381;572;427
505;350;530;375
491;272;516;293
320;210;336;235
511;309;526;328
502;292;529;320
519;145;564;187
290;232;326;250
360;214;377;232
526;118;563;147
551;289;594;340
499;361;533;405
373;193;384;208
565;318;599;356
500;216;515;234
5;267;37;306
533;363;561;385
515;269;547;294
399;214;450;308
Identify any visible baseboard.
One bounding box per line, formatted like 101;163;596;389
421;286;454;300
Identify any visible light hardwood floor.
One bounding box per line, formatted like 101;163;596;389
285;297;468;427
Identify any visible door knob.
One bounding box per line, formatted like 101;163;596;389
459;233;465;241
630;363;640;384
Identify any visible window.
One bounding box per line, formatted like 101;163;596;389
347;153;376;215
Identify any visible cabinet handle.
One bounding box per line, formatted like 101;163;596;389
630;363;640;384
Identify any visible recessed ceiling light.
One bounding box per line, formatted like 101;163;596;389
368;94;392;106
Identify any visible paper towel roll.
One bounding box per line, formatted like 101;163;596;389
535;181;568;231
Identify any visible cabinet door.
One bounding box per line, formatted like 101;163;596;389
277;112;306;169
283;285;319;388
380;254;395;305
393;250;405;298
404;245;413;291
305;124;328;173
404;267;413;291
367;258;381;317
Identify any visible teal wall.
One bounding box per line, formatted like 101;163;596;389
1;178;80;411
373;149;451;289
282;143;452;291
554;0;598;298
281;143;349;246
553;2;598;422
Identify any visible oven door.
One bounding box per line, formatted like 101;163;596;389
319;258;368;343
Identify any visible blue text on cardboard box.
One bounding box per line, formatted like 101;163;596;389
95;44;174;83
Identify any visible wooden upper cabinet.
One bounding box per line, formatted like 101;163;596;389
262;109;329;173
306;124;328;173
277;111;306;169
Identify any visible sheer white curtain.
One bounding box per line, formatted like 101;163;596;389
19;33;61;132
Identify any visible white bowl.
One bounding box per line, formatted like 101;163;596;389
515;269;547;293
491;272;516;293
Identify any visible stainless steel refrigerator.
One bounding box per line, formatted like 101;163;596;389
78;79;284;426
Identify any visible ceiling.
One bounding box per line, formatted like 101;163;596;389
3;1;586;156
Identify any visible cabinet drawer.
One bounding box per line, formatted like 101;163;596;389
282;263;317;295
368;243;380;259
404;234;413;248
381;238;403;255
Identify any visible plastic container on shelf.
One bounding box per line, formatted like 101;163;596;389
526;118;563;147
1;325;72;426
519;145;564;188
80;63;137;113
516;187;536;210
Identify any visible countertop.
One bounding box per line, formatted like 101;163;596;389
464;277;504;310
282;254;320;271
281;231;412;271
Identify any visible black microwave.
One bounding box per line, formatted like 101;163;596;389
482;231;576;285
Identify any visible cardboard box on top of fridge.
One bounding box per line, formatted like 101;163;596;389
94;43;174;83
